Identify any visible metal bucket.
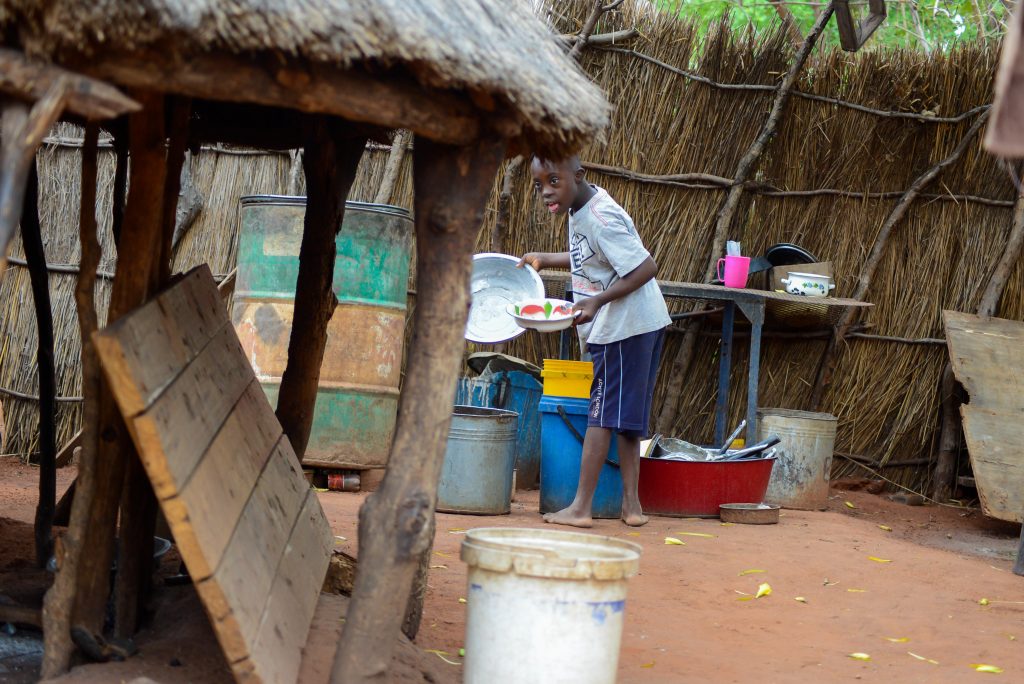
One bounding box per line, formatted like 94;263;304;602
231;195;412;468
757;408;837;510
437;406;518;515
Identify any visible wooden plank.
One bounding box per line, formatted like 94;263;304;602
944;311;1024;411
93;266;229;417
161;379;282;580
246;490;333;684
944;311;1024;523
961;407;1024;523
118;324;255;500
198;437;308;662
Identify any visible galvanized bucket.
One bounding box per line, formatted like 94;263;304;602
231;195;412;468
437;406;518;515
757;408;837;510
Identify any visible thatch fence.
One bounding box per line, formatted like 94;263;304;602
0;2;1018;495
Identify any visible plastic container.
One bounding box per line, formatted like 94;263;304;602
541;359;593;398
539;396;622;519
460;527;641;684
638;456;776;517
437;406;518;514
758;408;837;510
455;371;543;489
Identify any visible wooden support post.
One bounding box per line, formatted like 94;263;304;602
654;6;835;435
492;156;523;254
275;119;367;461
71;91;168;640
41;122;100;679
23;162;59;568
111;129;128;247
113;97;190;639
332;136;505;683
932;174;1024;500
810;109;991;410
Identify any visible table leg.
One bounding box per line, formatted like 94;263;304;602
737;301;765;444
714;301;736;446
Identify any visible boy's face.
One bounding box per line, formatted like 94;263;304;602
531;158;583;216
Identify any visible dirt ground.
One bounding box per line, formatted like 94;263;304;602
2;455;1023;683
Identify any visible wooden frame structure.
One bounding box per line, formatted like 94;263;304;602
0;2;608;682
833;0;887;52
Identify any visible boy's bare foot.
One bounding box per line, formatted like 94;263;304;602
621;511;649;527
621;498;649;526
542;508;593;528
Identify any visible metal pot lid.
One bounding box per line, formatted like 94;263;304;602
465;253;545;344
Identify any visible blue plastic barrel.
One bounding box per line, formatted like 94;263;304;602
539;396;622;519
455;371;542;489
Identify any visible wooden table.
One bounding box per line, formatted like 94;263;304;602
542;273;872;444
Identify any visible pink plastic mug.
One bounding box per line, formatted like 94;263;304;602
716;255;750;288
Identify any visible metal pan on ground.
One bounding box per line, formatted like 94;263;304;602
465;253;545;344
719;503;780;524
507;298;579;333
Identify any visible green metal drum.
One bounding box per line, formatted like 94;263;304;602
232;195;412;468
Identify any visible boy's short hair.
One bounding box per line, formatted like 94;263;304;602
531;154;583;171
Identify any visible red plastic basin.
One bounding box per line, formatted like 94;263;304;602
638;456;776;517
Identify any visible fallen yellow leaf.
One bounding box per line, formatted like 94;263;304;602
755;583;772;598
848;588;867;593
627;532;641;536
868;556;892;563
448;529;467;534
720;522;735;527
795;597;807;603
676;532;716;538
907;652;939;665
425;650;461;666
736;596;754;602
334;536;348;543
970;664;1003;673
979;598;990;606
824;579;839;586
664;537;686;545
739;569;767;576
1006;634;1016;641
640;662;655;668
458;598;467;604
314;487;329;492
845;501;857;509
429;565;448;570
878;525;892;532
434;551;451;557
848;652;871;661
885;637;910;643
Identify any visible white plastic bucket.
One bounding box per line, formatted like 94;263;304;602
758;408;837;510
460;528;641;684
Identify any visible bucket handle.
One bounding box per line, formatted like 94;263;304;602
556;405;620;469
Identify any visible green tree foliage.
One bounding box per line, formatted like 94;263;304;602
658;0;1009;52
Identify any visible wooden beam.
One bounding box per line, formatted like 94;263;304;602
275;120;366;460
72;47;481;146
0;48;139;120
332;135;505;683
23;162;58;569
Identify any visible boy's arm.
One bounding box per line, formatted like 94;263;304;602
517;252;570;271
573;256;658;324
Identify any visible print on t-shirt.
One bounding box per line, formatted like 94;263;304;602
570;233;605;295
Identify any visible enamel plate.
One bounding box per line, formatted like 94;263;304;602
465;253;546;344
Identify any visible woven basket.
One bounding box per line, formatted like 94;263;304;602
766;298;844;329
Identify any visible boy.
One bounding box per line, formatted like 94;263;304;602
518;155;671;527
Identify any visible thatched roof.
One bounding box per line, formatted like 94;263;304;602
0;0;609;154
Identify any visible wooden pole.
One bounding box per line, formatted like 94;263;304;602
22;162;59;568
810;109;991;410
331;135;504;682
655;5;836;434
492;156;524;253
41;122;100;678
71;90;168;640
374;129;409;205
275;119;367;460
932;176;1024;500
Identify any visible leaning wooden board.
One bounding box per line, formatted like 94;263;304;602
943;311;1024;523
94;265;333;683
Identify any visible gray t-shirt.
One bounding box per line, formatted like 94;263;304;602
568;186;671;348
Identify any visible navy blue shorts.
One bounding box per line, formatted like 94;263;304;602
586;328;666;438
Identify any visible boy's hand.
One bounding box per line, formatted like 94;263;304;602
517;252;545;271
572;297;601;325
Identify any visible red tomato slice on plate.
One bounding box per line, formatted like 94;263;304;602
519;304;545;316
553;305;573;316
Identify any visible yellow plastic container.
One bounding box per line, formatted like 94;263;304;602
541;360;593;398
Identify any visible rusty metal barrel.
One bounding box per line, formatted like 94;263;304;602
231;195;412;468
